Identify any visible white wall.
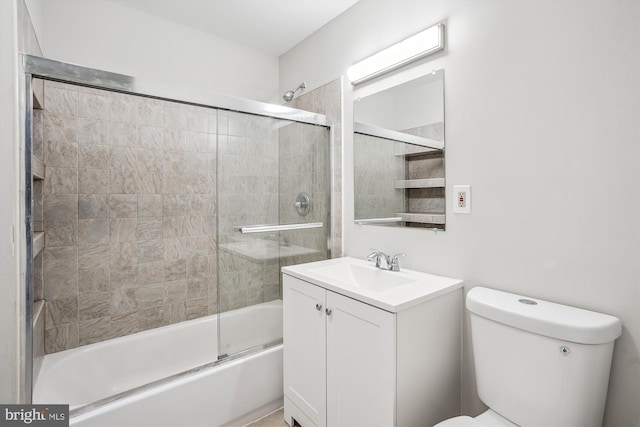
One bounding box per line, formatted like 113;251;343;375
0;0;20;403
0;0;29;404
25;0;280;103
280;1;640;426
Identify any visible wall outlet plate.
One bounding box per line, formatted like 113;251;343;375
453;185;471;214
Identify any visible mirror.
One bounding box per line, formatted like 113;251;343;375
353;69;445;229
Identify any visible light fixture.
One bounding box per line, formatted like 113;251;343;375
347;22;445;85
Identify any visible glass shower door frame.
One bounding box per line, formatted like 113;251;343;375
215;113;332;360
22;53;333;398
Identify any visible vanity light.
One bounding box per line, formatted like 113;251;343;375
347;22;445;85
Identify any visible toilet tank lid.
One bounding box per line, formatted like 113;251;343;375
466;287;622;344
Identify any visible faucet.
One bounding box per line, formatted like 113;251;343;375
367;250;406;272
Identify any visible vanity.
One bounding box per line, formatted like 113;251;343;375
282;257;463;427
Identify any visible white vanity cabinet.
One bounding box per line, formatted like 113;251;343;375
284;276;396;427
282;258;463;427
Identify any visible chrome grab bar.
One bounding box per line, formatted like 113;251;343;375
355;217;403;225
238;222;323;234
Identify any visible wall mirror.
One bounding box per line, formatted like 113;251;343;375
353;69;445;229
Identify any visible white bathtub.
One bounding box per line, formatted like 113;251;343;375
34;300;284;427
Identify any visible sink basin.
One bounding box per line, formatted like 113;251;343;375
282;257;464;312
310;263;415;291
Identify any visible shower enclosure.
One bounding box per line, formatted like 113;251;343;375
25;55;331;416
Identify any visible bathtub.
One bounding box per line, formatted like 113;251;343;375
33;300;284;427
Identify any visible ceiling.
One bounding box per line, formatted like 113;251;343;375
112;0;359;57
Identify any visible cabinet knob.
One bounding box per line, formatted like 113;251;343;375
325;308;332;315
316;303;322;311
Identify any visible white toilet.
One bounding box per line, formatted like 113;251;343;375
436;287;622;427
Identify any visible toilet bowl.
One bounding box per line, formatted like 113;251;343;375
436;409;518;427
436;286;621;427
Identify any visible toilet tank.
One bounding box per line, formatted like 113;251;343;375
467;287;621;427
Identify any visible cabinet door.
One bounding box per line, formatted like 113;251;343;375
326;291;396;427
283;276;327;427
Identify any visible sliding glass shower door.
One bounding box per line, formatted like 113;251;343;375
216;111;330;358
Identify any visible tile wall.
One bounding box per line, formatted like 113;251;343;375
291;78;343;257
216;115;330;312
353;133;404;220
39;79;335;354
216;111;281;312
278;121;330;267
216;115;331;356
40;80;219;353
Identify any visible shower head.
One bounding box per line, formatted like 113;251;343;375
283;82;306;102
282;91;295;102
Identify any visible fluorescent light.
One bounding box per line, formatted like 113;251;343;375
347;22;445;85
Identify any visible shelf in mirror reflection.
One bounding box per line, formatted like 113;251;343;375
396;212;445;224
354;217;403;225
394;178;445;189
393;145;441;157
354;122;443;150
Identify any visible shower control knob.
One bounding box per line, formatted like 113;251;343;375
316;303;322;311
294;192;311;216
325;308;332;316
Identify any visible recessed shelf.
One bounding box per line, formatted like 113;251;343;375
394;146;442;157
396;212;445;224
33;232;45;258
32;156;45;180
395;178;445;189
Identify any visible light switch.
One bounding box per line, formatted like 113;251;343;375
453;185;471;214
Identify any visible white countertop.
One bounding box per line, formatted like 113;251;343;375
282;256;463;313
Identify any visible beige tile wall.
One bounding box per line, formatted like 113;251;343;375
216;112;331;319
291;78;342;257
277;121;330;269
217;111;281;312
353;133;405;220
40;80;336;354
41;80;219;353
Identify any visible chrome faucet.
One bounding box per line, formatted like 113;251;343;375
367;250;406;272
367;250;390;269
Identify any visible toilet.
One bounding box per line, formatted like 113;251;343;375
436;287;622;427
